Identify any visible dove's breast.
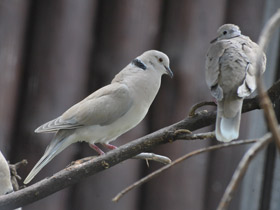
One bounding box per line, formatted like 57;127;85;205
219;46;248;95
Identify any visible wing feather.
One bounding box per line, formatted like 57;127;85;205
35;83;133;133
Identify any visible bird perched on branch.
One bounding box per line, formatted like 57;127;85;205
205;24;266;142
0;151;13;195
24;50;173;184
0;151;22;210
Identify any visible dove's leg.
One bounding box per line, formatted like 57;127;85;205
89;144;105;155
103;143;118;150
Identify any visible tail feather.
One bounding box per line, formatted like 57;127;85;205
24;133;73;184
215;99;243;142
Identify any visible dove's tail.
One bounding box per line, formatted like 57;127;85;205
24;132;73;184
215;99;243;142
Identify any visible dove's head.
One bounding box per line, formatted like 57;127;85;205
134;50;173;78
211;24;241;43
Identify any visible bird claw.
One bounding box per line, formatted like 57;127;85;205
68;156;97;167
145;159;150;167
174;129;192;135
9;159;28;190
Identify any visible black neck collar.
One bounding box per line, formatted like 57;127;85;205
131;58;147;70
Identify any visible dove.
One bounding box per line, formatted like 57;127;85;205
205;24;266;142
24;50;173;184
0;151;22;210
0;151;13;195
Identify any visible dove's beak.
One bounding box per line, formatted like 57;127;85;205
165;66;173;78
210;37;218;44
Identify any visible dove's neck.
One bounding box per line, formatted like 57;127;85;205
115;73;162;106
133;76;161;103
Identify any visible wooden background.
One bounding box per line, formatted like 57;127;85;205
0;0;279;210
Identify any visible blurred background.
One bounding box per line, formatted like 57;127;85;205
0;0;280;210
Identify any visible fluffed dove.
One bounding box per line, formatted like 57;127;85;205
0;151;13;195
24;50;173;184
205;24;266;142
0;151;22;210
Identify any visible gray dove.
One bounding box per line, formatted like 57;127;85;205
24;50;173;184
0;151;22;210
0;151;13;195
205;24;266;142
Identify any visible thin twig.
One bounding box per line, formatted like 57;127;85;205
217;133;273;210
258;9;280;53
112;139;257;202
133;153;171;164
132;132;216;165
256;9;280;150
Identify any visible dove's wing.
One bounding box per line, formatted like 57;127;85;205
237;35;267;75
205;41;231;100
236;35;267;97
35;83;133;133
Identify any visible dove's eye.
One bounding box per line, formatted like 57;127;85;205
158;58;163;62
223;31;227;35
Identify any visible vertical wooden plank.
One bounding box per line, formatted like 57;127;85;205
0;0;29;156
12;0;97;210
69;1;163;210
239;0;280;209
141;0;227;210
89;0;163;85
269;150;280;210
203;144;246;210
269;53;280;210
226;0;265;41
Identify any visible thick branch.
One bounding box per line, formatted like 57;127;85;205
0;80;279;209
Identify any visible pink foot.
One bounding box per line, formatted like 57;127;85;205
103;143;118;150
89;144;105;155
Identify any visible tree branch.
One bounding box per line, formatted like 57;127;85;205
0;80;279;209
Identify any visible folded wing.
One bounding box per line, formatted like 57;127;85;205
35;83;133;133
